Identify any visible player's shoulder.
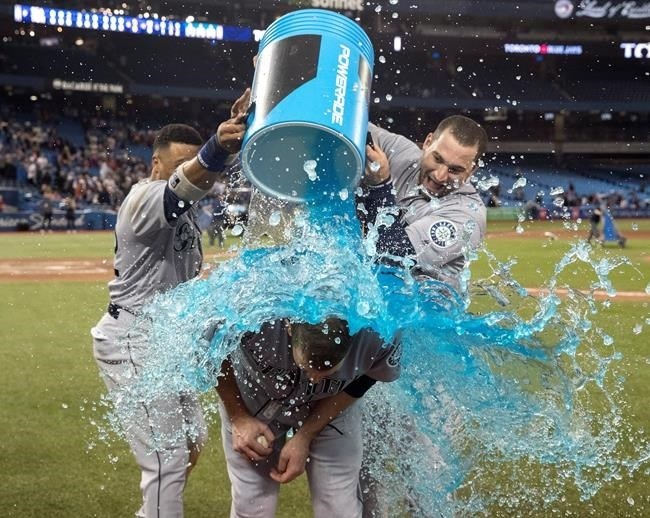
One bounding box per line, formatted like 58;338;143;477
123;179;165;205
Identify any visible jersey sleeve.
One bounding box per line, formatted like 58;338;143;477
363;331;402;383
356;181;416;261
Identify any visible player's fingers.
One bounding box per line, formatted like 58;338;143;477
219;122;245;135
240;445;264;462
231;88;251;117
365;145;378;162
249;438;272;457
274;450;289;475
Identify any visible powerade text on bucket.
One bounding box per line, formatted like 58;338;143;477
241;9;374;204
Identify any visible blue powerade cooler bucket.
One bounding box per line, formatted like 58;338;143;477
241;9;374;203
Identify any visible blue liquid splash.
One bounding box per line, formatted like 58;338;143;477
105;196;648;513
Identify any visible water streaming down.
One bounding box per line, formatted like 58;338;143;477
103;192;647;512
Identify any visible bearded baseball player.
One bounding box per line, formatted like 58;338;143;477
91;89;250;517
215;317;401;518
358;115;488;290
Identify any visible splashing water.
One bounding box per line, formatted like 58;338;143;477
101;191;648;513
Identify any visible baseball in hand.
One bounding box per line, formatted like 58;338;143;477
256;435;269;448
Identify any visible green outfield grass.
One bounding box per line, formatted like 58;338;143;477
0;220;648;516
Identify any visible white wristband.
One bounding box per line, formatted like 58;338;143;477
168;164;209;203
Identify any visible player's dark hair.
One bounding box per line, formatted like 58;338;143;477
153;124;203;152
291;317;351;371
432;115;488;161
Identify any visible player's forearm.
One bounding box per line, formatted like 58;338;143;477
181;156;224;190
215;357;251;422
294;391;357;441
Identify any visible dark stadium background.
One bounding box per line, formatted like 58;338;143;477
1;0;648;230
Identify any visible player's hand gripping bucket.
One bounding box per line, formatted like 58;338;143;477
241;9;374;203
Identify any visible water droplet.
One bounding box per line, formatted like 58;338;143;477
369;161;381;173
514;177;528;190
632;324;642;335
603;334;614;346
268;211;281;227
632;223;638;231
61;403;68;409
338;189;349;201
231;224;244;236
645;283;650;295
550;186;564;196
356;300;370;315
274;156;280;161
627;497;635;506
515;224;524;234
456;66;463;72
374;5;382;12
385;94;393;101
378;55;386;63
303;160;318;181
389;0;399;4
477;175;499;192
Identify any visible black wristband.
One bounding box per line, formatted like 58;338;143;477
197;135;229;172
343;375;377;398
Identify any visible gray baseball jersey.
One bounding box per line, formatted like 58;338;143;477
368;123;487;284
108;179;203;313
230;320;401;432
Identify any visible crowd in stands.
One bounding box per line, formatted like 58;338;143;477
0;120;140;207
0;101;647;221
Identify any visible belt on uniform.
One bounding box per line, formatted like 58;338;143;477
108;302;136;319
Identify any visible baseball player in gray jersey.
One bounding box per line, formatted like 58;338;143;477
91;89;250;518
356;116;488;517
215;318;401;518
357;115;488;290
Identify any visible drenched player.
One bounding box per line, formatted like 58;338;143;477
358;115;488;291
215;318;401;518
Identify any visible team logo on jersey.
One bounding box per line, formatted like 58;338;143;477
174;222;197;252
429;220;458;248
386;343;402;368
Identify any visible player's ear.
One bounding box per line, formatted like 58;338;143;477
151;154;161;179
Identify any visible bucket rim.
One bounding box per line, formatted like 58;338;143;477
258;8;374;63
241;120;364;204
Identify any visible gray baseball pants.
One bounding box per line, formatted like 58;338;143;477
218;401;363;518
92;309;207;518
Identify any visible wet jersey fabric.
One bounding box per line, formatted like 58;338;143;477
230;320;401;432
108;179;203;313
